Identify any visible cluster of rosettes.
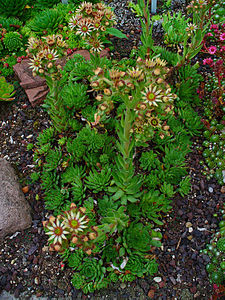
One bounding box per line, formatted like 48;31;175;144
68;1;116;53
90;57;177;139
43;203;98;255
27;34;68;78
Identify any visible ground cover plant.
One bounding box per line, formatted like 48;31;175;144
0;0;225;298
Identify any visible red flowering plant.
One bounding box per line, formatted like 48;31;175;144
201;23;225;115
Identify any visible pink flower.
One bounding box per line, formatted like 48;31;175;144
222;23;225;28
203;57;213;66
219;33;225;41
206;32;213;37
210;24;219;30
216;59;223;66
208;46;217;54
220;46;225;52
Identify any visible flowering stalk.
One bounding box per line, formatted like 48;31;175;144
177;0;212;66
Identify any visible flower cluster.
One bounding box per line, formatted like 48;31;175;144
43;203;98;255
90;57;177;141
27;34;68;78
202;23;225;58
68;1;116;53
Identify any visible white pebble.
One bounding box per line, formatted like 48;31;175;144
153;277;162;283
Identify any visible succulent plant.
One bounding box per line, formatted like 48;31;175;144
77;258;106;282
217;238;225;252
0;17;22;31
34;0;61;10
27;9;64;35
0;77;15;101
0;0;26;18
3;32;22;51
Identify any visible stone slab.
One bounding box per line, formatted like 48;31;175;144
13;49;109;107
24;85;49;107
0;159;32;241
13;60;46;89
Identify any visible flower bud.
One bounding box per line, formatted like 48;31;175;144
72;236;78;243
89;232;97;240
86;249;92;255
83;236;89;242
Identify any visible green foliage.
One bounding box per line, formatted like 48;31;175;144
124;222;162;253
0;17;22;31
162;11;189;45
0;77;15;101
217;238;225;252
27;9;64;35
153;46;180;66
178;176;191;196
37;127;55;146
68;249;84;269
44;186;69;213
44;148;62;171
60;82;89;111
145;259;158;276
3;32;22;51
100;206;129;234
0;0;26;18
77;258;106;282
102;239;118;263
125;255;145;276
175;64;203;105
41;171;58;191
34;0;61;10
141;190;171;225
98;195;119;217
178;107;203;136
139;150;160;171
61;165;85;184
71;177;86;203
85;168;112;193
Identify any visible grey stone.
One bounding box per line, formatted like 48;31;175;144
0;159;32;241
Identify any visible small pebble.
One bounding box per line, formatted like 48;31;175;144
208;187;213;193
186;222;192;228
120;283;126;289
153;277;162;283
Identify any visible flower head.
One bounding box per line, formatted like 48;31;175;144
62;205;88;234
27;37;40;49
69;16;79;29
141;84;163;107
219;33;225;41
128;67;143;79
92;18;101;30
45;218;69;245
42;35;56;46
208;46;217;55
76;20;93;37
203;57;214;66
210;24;219;30
186;23;197;34
89;38;104;53
28;56;42;72
149;116;161;128
45;48;59;61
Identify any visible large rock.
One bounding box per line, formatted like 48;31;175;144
0;159;32;240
